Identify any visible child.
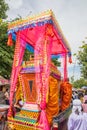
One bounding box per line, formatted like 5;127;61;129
4;89;9;105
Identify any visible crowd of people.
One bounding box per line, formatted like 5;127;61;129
59;78;87;130
0;88;9;120
68;90;87;130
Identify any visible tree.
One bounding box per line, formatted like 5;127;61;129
72;78;87;89
52;58;61;66
0;0;13;79
0;1;29;79
0;21;14;79
0;20;32;79
76;39;87;79
0;0;9;19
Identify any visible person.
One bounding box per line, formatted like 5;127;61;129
82;95;87;113
14;99;24;112
78;92;84;102
74;91;78;99
83;95;87;103
52;122;58;130
0;107;9;120
68;99;87;130
4;88;9;105
60;78;72;111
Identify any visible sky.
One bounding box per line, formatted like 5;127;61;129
5;0;87;79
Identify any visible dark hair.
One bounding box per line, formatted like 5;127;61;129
84;100;87;104
6;88;8;91
78;92;83;99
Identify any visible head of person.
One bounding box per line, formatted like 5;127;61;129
6;88;8;92
78;92;83;99
84;100;87;104
72;99;82;115
83;95;87;103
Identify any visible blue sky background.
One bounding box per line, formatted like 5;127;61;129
68;65;81;80
58;63;81;80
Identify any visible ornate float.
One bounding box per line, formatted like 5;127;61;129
7;10;72;130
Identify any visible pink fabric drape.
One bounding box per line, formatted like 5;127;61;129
34;33;52;129
8;31;26;117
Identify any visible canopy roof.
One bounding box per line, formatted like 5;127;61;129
8;10;71;57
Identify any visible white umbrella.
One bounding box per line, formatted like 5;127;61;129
81;86;87;90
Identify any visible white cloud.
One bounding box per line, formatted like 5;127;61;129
5;0;23;9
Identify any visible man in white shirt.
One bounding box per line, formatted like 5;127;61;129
68;99;87;130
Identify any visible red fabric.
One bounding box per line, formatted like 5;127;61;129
52;127;58;130
20;25;68;55
69;56;72;63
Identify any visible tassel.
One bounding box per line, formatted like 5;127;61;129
8;105;16;117
7;33;13;46
7;106;13;117
39;110;50;130
69;56;72;63
45;24;54;37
